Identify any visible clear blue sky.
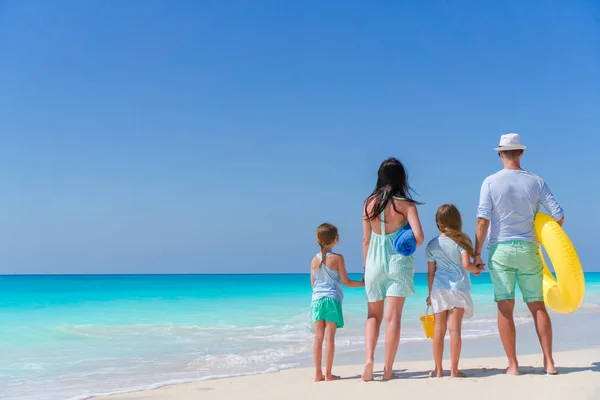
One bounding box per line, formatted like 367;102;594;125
1;0;598;274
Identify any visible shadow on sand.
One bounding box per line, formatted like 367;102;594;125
357;361;600;381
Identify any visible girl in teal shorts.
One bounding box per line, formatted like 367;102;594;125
310;223;364;382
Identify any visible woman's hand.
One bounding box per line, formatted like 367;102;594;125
426;296;431;306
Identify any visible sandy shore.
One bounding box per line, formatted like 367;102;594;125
98;348;600;400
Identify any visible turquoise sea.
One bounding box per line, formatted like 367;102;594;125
2;273;600;400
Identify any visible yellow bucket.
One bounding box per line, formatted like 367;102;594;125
420;306;435;339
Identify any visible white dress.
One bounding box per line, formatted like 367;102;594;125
430;287;474;319
426;235;475;319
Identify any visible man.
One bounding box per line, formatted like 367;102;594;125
474;133;564;375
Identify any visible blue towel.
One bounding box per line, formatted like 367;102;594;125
393;224;416;256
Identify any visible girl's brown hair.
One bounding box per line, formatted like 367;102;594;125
315;223;338;269
435;204;474;257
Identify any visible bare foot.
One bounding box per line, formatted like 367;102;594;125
506;366;520;376
361;362;374;382
382;369;399;381
545;365;558;375
325;374;341;381
429;369;443;378
313;374;324;382
544;358;558;375
451;370;467;378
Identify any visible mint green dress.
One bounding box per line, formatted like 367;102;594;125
364;198;415;302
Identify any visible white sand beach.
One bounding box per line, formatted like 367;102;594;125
98;348;600;400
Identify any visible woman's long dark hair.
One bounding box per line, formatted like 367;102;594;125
364;157;421;221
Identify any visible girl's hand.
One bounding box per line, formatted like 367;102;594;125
475;263;485;276
474;255;484;268
426;296;431;306
470;262;485;277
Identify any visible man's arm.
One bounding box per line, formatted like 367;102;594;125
540;180;564;226
475;178;492;266
474;217;490;266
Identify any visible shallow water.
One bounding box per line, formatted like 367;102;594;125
1;273;598;400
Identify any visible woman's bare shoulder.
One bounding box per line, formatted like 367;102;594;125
363;195;376;214
393;197;415;209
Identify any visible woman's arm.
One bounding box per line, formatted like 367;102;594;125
335;255;365;288
406;203;425;248
362;202;371;266
427;261;435;306
461;252;482;276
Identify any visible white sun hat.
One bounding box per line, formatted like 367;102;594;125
494;133;527;151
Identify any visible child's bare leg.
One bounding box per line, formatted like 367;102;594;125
432;311;448;378
324;322;340;381
448;308;466;377
313;321;325;381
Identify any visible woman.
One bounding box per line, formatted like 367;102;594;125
362;157;424;381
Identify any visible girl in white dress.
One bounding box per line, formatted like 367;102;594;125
425;204;484;378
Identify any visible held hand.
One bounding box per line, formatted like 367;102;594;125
426;296;431;307
472;262;485;277
474;255;484;267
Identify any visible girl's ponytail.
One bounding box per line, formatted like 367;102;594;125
440;226;475;257
318;243;327;270
435;204;475;257
315;223;339;269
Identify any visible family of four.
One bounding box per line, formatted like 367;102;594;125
309;133;565;382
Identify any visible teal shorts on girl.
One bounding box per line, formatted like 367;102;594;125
488;240;544;303
310;297;344;328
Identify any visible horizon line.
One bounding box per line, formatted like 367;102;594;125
1;272;599;277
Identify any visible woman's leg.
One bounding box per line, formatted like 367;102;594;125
432;311;448;378
313;320;326;381
383;296;406;380
324;322;340;381
362;300;384;381
448;308;466;377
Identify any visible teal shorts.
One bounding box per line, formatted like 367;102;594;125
310;297;344;328
488;240;544;303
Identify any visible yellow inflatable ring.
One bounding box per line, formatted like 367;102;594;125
534;212;585;313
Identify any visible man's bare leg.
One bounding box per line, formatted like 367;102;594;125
527;301;557;375
497;299;519;375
